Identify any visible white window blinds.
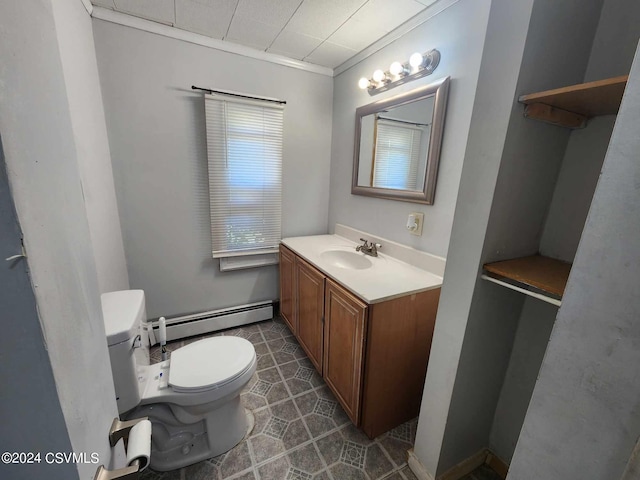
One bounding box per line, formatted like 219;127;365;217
205;94;283;258
373;119;423;191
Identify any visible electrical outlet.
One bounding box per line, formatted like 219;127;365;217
407;212;424;236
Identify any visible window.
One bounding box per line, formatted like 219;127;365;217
205;94;283;261
372;118;423;191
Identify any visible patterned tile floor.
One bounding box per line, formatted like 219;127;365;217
142;317;418;480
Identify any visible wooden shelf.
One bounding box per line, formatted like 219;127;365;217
482;255;572;305
518;75;628;128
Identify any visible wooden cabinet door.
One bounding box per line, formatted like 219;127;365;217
279;245;296;335
323;279;368;425
295;258;325;373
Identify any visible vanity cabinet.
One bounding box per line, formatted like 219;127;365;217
279;244;440;438
323;279;367;424
279;246;296;334
295;257;325;373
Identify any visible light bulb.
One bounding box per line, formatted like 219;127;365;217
372;69;386;83
409;52;424;70
389;61;405;77
358;77;371;89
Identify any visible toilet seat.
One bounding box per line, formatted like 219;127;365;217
169;336;255;393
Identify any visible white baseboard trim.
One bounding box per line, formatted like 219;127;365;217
408;448;506;480
408;449;436;480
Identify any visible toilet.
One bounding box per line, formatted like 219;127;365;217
101;290;256;471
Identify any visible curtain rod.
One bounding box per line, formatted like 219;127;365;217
377;115;430;127
191;86;286;105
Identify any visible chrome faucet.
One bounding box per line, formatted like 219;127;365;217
356;238;381;257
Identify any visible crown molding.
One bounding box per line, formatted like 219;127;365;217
333;0;461;76
80;0;93;15
91;6;334;77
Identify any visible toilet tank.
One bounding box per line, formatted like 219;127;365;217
101;290;149;414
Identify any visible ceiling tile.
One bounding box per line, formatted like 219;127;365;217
91;0;116;8
327;15;385;51
226;15;282;50
349;0;425;33
235;0;303;30
286;0;367;39
304;41;358;68
268;30;323;60
113;0;175;24
102;0;436;69
175;0;238;39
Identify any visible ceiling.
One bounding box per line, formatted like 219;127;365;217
91;0;439;69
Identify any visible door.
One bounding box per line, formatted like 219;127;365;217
279;245;296;334
323;279;368;425
295;257;325;373
0;139;80;479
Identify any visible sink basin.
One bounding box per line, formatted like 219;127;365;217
320;250;373;270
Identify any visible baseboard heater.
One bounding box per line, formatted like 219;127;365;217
149;300;274;344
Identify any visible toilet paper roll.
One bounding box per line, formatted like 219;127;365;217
126;419;152;471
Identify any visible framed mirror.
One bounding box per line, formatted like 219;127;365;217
352;76;450;204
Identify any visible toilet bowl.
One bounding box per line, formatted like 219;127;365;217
101;290;256;471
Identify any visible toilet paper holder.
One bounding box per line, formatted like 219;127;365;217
94;417;150;480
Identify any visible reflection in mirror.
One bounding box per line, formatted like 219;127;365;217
357;96;434;191
352;76;450;204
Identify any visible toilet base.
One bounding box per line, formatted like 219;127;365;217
130;395;249;471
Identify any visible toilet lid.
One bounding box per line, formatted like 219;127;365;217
169;336;255;393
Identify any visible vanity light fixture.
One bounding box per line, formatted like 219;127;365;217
358;48;441;96
358;77;372;89
372;69;388;85
389;61;408;78
409;52;425;71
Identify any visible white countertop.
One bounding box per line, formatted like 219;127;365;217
281;234;443;304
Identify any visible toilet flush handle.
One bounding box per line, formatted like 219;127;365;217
132;334;142;349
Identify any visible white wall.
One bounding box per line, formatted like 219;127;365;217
435;0;604;470
92;20;333;319
328;0;491;258
489;0;640;463
539;116;614;262
413;0;605;475
411;0;535;474
0;142;77;480
508;40;640;480
584;0;640;81
53;0;129;294
0;1;120;478
540;0;640;262
488;298;556;463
